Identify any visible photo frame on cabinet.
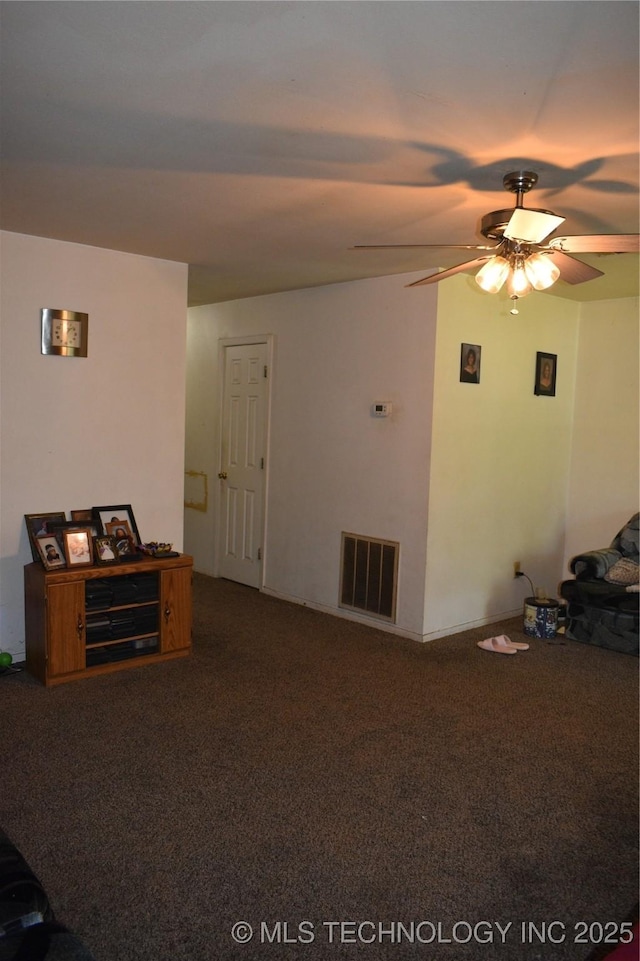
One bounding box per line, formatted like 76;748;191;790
35;534;66;570
48;519;100;551
62;528;94;567
113;535;136;557
534;351;557;396
71;509;93;521
25;512;67;562
93;535;120;565
460;343;481;384
105;518;137;556
92;505;140;544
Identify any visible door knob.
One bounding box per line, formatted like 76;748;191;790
218;471;227;480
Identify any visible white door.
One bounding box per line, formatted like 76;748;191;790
217;342;268;588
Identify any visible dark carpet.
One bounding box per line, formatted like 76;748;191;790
1;573;638;961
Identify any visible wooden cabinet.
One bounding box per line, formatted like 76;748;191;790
24;554;193;686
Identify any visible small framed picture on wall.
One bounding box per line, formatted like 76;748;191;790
460;343;481;384
534;351;557;396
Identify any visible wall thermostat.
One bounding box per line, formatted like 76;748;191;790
372;402;392;418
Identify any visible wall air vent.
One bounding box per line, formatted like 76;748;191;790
340;533;399;623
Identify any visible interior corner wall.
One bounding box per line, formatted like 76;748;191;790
184;309;221;572
0;231;189;660
185;272;438;640
423;276;580;638
564;296;639;563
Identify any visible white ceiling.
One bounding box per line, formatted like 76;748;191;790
1;1;638;307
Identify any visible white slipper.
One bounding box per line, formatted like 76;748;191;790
494;634;529;651
477;637;518;655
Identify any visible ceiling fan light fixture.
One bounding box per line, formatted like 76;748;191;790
523;252;561;290
506;259;533;298
475;255;510;293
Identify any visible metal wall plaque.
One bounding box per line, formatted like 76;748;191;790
41;308;88;357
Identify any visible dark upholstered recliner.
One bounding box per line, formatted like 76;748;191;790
560;513;639;656
0;828;95;960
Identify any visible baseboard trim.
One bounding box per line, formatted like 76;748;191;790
260;586;424;641
260;586;522;644
419;609;523;642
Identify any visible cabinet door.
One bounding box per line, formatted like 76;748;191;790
160;567;192;653
47;581;86;677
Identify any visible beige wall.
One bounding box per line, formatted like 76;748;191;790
0;232;188;659
564;296;639;562
424;277;580;637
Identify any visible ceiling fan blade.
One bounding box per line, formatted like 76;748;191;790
405;256;492;288
351;244;497;251
547;251;605;285
548;234;640;253
504;208;566;244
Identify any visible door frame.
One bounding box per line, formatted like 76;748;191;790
214;334;274;588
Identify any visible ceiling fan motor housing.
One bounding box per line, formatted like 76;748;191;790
502;170;539;194
481;171;556;241
480;207;559;242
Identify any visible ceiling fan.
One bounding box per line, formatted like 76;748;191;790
353;170;639;312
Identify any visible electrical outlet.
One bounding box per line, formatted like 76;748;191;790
513;561;521;577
